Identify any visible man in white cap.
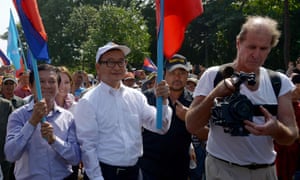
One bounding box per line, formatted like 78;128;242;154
74;42;172;180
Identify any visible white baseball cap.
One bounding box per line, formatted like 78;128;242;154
95;42;131;63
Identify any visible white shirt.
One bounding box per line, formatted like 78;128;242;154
74;82;172;180
194;66;294;165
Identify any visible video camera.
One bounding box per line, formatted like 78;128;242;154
211;70;256;136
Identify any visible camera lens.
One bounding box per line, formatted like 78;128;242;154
229;97;253;121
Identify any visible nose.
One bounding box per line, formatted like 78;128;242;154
42;81;52;87
252;48;261;59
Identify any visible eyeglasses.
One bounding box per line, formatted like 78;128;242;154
99;59;127;68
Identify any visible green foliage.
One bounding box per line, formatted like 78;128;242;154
180;0;300;70
3;0;299;72
63;5;150;73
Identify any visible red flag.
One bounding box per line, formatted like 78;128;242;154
156;0;204;58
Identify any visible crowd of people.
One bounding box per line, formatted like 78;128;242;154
0;15;299;180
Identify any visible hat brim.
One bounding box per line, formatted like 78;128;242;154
187;78;198;84
3;78;17;84
96;44;131;63
124;77;135;81
167;65;189;72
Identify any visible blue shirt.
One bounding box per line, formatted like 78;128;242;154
5;100;81;180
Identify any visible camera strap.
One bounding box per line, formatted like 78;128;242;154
267;69;281;98
214;65;281;117
214;65;281;99
213;63;234;87
253;105;278;116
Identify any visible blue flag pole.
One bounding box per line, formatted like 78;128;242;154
31;57;46;123
156;0;165;129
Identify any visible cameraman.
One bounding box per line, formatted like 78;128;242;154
186;16;298;180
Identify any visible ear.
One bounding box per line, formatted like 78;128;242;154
95;63;101;79
236;38;240;50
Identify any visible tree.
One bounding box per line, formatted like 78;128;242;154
179;0;300;70
63;5;151;73
3;0;299;72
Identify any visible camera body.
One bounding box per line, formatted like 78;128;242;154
211;72;255;136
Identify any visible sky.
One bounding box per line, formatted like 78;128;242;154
0;0;19;54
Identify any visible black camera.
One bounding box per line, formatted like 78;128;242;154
211;71;256;136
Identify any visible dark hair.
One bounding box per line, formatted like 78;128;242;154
29;64;59;85
292;74;300;84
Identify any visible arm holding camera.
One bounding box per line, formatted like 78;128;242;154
186;77;235;134
244;91;298;145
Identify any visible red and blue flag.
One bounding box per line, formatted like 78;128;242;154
14;0;50;62
0;49;11;66
143;57;157;72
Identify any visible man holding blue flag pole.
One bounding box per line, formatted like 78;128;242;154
5;64;81;179
5;1;82;179
155;0;203;128
74;42;172;180
13;0;50;114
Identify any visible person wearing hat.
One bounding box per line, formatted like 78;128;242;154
74;42;172;180
0;74;26;180
141;72;157;92
1;74;26;109
139;54;193;180
186;77;198;94
122;72;136;88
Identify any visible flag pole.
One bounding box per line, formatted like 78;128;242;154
156;0;164;129
31;57;46;123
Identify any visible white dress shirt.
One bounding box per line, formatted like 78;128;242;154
75;82;172;180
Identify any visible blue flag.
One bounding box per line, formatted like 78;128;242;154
7;9;21;70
